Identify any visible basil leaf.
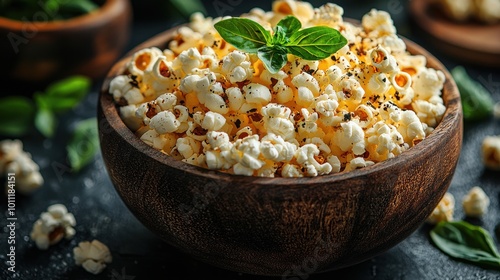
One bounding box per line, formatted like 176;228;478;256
258;46;288;74
214;18;272;53
276;15;302;38
0;97;35;137
41;75;91;113
272;25;289;45
59;0;99;16
430;221;500;270
287;26;347;60
67;118;99;172
35;107;57;138
451;66;494;120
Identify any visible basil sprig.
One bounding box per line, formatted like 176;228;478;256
214;16;347;73
430;221;500;270
0;75;91;138
451;66;494;121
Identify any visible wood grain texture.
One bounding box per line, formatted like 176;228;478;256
0;0;132;93
97;24;463;276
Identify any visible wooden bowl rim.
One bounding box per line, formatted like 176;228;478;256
99;19;462;186
0;0;128;32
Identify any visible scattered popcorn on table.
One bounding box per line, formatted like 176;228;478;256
109;0;446;177
0;139;43;194
427;192;455;224
462;186;490;218
30;204;76;250
481;135;500;170
73;239;112;275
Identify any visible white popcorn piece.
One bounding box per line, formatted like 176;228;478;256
142;57;182;97
261;104;296;141
272;0;315;24
243;83;272;105
231;135;265;174
30;204;76;250
119;105;142;132
169;26;203;54
201;111;226;131
311;3;344;25
221;51;254;83
368;46;398;74
413;68;446;101
362;9;397;36
127;47;164;76
344;157;375;172
296;144;332;176
427;192;455;224
73;240;112;275
334;121;366;155
176;137;201;159
1;139;43;195
482;135;500;170
462;186;490;218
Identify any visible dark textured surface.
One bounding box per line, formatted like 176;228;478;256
1;0;500;279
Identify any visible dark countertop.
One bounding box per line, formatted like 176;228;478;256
1;1;500;279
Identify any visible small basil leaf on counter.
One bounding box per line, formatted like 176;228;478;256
34;107;57;138
430;221;500;270
43;75;92;113
0;97;35;137
451;66;494;120
67;118;99;172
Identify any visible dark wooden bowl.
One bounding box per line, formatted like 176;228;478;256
0;0;132;94
97;23;463;276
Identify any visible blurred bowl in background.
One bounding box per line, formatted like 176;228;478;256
0;0;132;94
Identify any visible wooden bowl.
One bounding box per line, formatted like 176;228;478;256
0;0;132;94
97;24;463;276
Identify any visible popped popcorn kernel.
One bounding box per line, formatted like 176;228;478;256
462;186;490;218
109;0;446;177
427;192;455;224
481;135;500;170
73;240;112;275
30;204;76;250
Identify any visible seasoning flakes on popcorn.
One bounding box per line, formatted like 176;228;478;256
109;0;447;177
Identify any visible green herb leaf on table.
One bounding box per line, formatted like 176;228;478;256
214;15;348;74
34;107;57;138
42;75;91;113
0;97;35;137
430;221;500;270
67;118;99;173
451;66;494;121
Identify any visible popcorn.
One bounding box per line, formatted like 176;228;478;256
0;139;43;195
481;135;500;170
30;204;76;250
427;192;455;224
462;186;490;218
109;0;446;177
73;240;112;275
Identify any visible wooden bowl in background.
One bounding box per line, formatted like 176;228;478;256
0;0;132;94
97;25;463;276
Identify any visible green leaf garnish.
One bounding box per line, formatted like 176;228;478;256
430;221;500;270
451;66;494;120
287;26;348;61
67;117;99;172
34;107;57;138
214;18;271;53
214;15;347;73
0;97;35;137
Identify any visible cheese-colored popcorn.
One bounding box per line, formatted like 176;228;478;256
427;192;455;224
462;186;490;218
30;204;76;250
482;135;500;170
109;0;446;177
73;240;112;275
1;139;43;195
